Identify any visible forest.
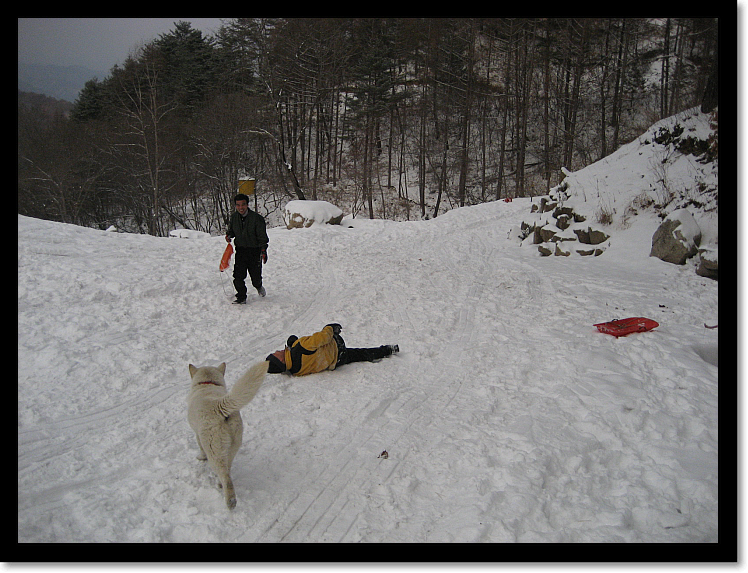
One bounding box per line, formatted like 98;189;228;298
17;18;719;235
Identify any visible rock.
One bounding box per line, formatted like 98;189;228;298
588;229;610;245
539;198;557;213
285;200;344;229
574;227;610;245
538;226;558;243
554;243;571;257
521;195;610;257
555;214;572;230
552;206;574;219
650;209;702;264
532;226;544;244
576;248;604;256
696;247;718;280
169;229;211;239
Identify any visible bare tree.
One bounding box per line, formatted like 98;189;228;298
109;58;179;236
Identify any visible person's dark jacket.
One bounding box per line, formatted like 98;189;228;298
226;210;268;249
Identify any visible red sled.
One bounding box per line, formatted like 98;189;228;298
219;243;234;272
594;317;659;338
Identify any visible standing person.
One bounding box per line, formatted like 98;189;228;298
265;323;398;376
225;193;269;304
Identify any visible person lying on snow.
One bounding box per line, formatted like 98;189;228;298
266;323;398;376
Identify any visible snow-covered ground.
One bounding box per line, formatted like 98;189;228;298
18;109;720;546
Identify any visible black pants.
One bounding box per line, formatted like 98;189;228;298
333;334;391;367
233;247;263;298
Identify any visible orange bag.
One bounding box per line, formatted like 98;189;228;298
219;243;234;272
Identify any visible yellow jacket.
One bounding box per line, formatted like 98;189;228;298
285;326;339;376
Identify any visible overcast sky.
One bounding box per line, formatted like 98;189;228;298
18;18;225;72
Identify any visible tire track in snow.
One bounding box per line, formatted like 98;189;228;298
316;233;563;541
251;217;523;542
19;228;351;537
215;229;349;371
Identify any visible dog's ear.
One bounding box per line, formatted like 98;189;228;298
189;364;197;377
218;362;227;375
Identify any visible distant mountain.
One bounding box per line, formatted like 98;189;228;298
18;90;74;119
18;62;106;103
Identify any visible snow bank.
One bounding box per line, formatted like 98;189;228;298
548;107;718;248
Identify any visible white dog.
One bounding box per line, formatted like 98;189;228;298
187;360;268;509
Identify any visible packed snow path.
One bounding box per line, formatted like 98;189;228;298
18;199;717;543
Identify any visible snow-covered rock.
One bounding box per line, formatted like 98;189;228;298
521;202;608;257
649;208;702;265
169;229;211;239
531;107;716;278
696;246;718;281
284;200;344;229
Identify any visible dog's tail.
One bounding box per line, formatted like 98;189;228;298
216;360;269;417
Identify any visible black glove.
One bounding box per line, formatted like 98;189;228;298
261;248;268;264
326;323;342;335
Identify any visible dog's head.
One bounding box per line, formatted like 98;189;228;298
188;362;227;387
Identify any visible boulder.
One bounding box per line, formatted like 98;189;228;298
538;243;553;257
538;226;558;243
576;247;604;257
539;198;557;213
169;229;211;239
573;227;610;245
555;214;572;230
552;205;575;219
650;209;702;264
523;196;610;256
696;247;718;280
285;200;344;229
554;243;571;257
